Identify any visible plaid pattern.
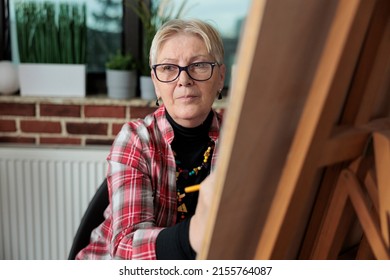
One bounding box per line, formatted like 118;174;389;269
76;106;222;259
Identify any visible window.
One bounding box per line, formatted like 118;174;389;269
86;0;124;93
7;0;124;94
4;0;250;94
87;0;123;72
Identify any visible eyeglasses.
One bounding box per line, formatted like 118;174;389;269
152;62;219;83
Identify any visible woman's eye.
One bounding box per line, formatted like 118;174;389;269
193;63;206;68
162;65;176;71
192;63;209;70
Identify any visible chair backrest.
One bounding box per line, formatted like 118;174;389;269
68;178;109;259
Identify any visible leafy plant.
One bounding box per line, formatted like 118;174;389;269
126;0;188;75
15;1;87;64
106;51;136;70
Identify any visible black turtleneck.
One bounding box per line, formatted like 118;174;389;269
155;110;213;260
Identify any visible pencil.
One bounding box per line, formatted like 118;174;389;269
184;184;200;193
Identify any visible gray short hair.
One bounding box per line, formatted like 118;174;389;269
149;19;224;67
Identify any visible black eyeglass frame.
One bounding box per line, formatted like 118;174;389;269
151;62;219;83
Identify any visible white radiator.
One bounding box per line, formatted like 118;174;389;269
0;145;109;260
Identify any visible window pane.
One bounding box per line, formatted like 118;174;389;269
86;0;123;72
9;0;122;72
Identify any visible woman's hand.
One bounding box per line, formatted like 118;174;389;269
189;172;217;254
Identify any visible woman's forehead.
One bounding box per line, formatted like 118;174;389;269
157;34;210;60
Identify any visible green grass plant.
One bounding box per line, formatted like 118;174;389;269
15;1;86;64
106;50;136;71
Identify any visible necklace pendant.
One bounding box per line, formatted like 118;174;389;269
177;192;185;201
177;202;188;213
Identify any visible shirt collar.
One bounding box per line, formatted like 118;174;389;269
154;106;222;145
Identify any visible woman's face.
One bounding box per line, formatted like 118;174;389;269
151;33;225;128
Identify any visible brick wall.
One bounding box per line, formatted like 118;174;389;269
0;96;225;146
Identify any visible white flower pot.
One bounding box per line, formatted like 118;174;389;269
140;75;155;100
0;61;19;95
18;63;86;97
106;69;137;99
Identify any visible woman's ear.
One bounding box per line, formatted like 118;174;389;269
151;69;156;82
151;70;160;99
218;64;226;89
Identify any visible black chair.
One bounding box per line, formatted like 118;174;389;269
68;178;109;259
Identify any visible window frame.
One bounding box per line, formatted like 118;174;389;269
0;0;11;61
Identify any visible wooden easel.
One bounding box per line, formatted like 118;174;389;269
198;0;390;259
301;131;390;259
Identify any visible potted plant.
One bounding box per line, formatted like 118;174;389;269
106;51;137;99
15;1;87;97
126;0;188;100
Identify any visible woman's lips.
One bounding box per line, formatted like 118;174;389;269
177;95;199;101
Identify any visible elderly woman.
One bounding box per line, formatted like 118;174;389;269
76;18;226;260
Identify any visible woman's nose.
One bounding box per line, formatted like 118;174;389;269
177;69;194;86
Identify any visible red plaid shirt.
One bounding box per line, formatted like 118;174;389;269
76;106;222;259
